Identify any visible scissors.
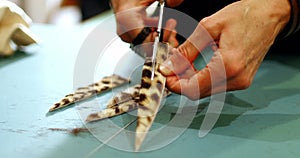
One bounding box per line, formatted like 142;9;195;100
150;0;165;79
134;0;169;151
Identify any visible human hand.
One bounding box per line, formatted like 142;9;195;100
159;0;291;100
110;0;178;48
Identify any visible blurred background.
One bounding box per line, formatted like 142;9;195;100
7;0;111;25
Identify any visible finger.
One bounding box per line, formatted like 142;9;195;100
115;6;158;43
165;74;202;100
160;21;217;76
163;19;176;39
178;22;216;62
199;16;223;41
179;64;197;79
165;0;184;7
168;30;179;47
115;8;146;43
163;19;179;47
144;16;159;27
160;17;220;74
159;48;192;76
165;51;227;100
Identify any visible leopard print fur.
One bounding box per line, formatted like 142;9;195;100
135;43;169;151
85;84;171;122
49;74;129;112
49;42;171;151
106;84;141;109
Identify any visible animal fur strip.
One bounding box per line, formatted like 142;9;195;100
135;43;168;151
106;84;141;109
85;84;171;122
86;99;139;122
49;74;130;112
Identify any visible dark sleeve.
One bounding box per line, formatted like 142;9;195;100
280;0;300;38
294;0;300;32
79;0;110;21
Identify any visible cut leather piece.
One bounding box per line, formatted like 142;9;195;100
85;84;171;122
49;74;130;112
135;42;168;151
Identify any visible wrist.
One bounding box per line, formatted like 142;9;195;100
287;0;300;34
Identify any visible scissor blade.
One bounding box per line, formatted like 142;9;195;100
156;1;165;40
150;1;165;80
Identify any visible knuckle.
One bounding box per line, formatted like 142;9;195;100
199;16;215;29
224;57;252;90
186;91;200;100
226;65;241;78
184;91;200;100
118;33;130;43
182;81;201;100
199;17;209;26
232;75;252;90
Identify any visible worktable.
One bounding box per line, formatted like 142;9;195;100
1;10;300;158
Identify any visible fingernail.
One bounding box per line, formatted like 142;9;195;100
159;60;173;75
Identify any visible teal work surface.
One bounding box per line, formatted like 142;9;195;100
1;12;300;158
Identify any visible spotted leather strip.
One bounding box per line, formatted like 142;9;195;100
85;84;171;122
49;74;130;112
106;84;141;109
135;42;168;151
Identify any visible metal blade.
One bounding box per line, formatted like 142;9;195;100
150;0;165;80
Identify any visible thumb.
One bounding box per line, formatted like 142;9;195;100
180;22;216;60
